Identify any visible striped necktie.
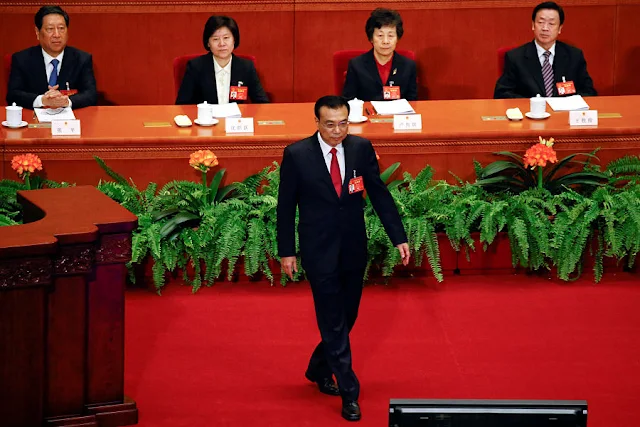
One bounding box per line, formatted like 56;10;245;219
541;51;554;97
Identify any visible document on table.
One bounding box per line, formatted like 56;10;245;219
34;107;76;122
546;95;590;111
370;99;416;115
212;102;242;118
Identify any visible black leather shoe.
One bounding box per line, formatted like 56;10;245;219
341;400;361;421
305;371;340;396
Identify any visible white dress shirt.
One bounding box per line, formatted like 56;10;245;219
534;40;556;67
317;133;345;183
34;49;72;108
213;55;232;104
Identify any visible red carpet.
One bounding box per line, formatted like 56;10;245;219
125;273;640;426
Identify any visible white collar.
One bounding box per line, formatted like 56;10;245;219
213;55;232;74
534;40;556;58
42;48;64;65
317;132;343;156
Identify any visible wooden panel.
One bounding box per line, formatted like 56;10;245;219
614;5;640;95
3;98;640;187
0;286;46;427
293;5;617;101
0;1;638;105
86;263;126;405
46;275;87;418
0;187;138;427
0;6;295;105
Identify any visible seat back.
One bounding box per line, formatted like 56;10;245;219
4;53;12;87
497;45;518;77
332;49;416;95
172;53;256;97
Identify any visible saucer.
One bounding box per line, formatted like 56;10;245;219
2;120;28;128
349;116;368;123
194;118;219;126
525;112;551;120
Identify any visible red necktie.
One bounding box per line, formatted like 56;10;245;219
330;147;342;197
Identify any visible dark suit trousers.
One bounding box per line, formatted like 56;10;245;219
306;265;365;401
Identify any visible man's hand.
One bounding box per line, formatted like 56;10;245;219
281;256;298;279
396;243;410;266
42;85;70;108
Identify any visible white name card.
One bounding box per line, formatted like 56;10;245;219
51;119;81;136
569;110;598;126
393;114;422;130
225;117;254;134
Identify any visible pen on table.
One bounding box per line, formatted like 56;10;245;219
365;108;372;116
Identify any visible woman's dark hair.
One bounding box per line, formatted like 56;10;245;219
365;8;404;41
532;2;565;25
202;15;240;51
314;95;350;119
35;5;69;30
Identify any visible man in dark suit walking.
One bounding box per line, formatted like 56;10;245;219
277;95;410;421
7;5;97;110
494;1;597;99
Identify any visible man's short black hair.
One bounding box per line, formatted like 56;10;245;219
34;5;69;30
203;15;240;52
365;8;404;41
532;2;565;25
314;96;350;119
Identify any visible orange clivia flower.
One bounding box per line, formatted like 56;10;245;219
523;140;558;169
11;153;43;176
189;150;218;172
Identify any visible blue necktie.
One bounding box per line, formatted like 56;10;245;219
49;59;59;87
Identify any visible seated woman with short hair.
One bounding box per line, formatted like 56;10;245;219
175;15;269;104
342;8;418;101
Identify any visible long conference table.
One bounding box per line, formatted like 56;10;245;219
2;96;640;187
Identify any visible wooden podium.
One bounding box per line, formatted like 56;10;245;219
0;186;138;427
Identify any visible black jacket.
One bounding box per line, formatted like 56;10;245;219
7;45;97;109
175;53;269;104
277;133;407;276
494;40;597;99
342;49;418;101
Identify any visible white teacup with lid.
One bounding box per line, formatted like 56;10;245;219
347;98;365;121
5;102;23;127
529;94;547;117
197;101;214;125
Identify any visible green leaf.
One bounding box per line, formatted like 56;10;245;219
159;212;200;239
208;168;226;204
94;156;130;187
380;162;401;184
215;182;239;203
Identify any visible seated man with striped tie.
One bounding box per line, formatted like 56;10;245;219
6;5;97;109
494;1;597;99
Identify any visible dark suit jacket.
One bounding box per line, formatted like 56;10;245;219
277;133;407;276
342;49;418;101
175;53;269;104
7;45;97;109
494;40;597;99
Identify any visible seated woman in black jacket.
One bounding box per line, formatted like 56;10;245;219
176;15;269;104
343;8;417;101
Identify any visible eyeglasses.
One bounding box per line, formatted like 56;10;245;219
43;26;67;35
321;121;349;130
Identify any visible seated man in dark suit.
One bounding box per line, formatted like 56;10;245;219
342;8;418;101
7;5;97;109
176;15;269;105
494;1;597;99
